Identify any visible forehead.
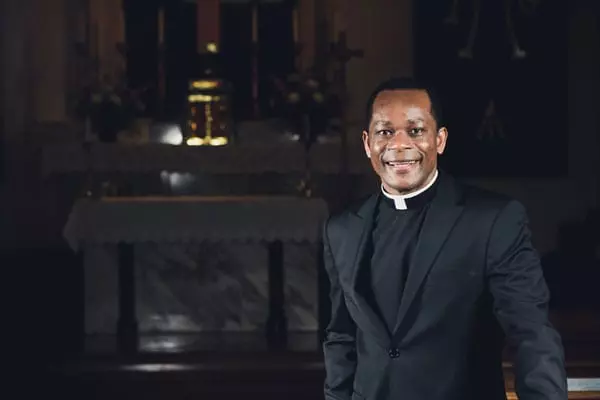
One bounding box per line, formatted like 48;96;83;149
372;89;432;120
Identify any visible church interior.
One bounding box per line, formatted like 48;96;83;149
1;0;599;398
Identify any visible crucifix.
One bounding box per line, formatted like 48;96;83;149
476;99;506;141
329;31;363;202
330;32;364;69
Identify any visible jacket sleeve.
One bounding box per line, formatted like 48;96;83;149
486;200;568;400
322;218;357;400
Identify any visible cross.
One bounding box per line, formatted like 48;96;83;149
476;99;506;141
328;31;364;112
328;31;363;205
330;31;364;67
328;31;364;111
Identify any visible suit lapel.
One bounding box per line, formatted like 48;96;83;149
345;194;390;346
392;173;465;337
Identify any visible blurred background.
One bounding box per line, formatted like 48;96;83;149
1;0;598;398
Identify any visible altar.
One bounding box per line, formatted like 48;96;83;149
64;195;329;354
41;140;371;176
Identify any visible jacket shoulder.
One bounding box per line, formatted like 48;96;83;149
324;194;374;239
457;181;519;211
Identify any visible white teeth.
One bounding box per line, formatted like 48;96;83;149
387;161;417;166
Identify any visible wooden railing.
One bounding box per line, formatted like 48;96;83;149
507;392;600;399
504;367;600;399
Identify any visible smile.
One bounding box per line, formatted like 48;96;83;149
384;160;419;166
383;160;420;173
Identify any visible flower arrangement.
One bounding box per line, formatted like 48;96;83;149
270;71;340;148
75;69;146;143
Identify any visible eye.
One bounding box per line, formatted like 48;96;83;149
376;129;394;136
408;127;425;136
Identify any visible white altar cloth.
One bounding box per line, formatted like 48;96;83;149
64;196;329;250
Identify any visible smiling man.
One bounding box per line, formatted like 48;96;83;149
364;87;444;198
322;77;567;400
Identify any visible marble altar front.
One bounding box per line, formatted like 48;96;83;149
64;196;328;342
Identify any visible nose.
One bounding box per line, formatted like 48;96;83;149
386;131;412;150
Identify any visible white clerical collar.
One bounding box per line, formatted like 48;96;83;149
381;170;439;210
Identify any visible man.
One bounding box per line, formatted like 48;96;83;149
322;77;567;400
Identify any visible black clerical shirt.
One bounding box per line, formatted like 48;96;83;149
366;177;439;333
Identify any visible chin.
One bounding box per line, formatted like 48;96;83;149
385;175;425;194
385;181;417;194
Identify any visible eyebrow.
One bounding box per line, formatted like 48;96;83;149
372;118;427;128
372;120;394;128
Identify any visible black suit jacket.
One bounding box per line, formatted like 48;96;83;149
322;172;567;400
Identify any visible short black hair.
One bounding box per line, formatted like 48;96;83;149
364;77;443;130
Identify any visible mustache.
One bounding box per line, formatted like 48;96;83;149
382;150;422;162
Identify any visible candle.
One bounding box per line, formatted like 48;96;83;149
333;0;347;40
158;8;165;45
251;3;258;44
75;6;85;43
116;0;125;44
84;0;91;54
197;0;220;53
91;21;99;61
332;12;339;41
293;6;299;44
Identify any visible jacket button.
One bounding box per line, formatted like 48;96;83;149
388;348;400;358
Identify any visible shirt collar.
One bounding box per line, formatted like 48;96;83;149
381;170;439;210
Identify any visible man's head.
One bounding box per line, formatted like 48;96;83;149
362;77;448;195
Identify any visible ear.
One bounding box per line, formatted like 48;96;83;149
362;130;371;158
436;127;448;155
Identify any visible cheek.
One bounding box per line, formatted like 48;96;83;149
370;141;386;158
416;139;436;154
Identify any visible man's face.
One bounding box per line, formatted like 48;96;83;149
362;89;447;195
